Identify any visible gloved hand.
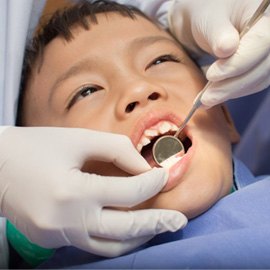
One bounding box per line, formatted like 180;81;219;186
0;127;187;257
168;0;270;107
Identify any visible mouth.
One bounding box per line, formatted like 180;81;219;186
136;120;192;168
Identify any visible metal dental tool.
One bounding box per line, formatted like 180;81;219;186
153;0;270;166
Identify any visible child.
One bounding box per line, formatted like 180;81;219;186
17;0;239;217
15;0;270;268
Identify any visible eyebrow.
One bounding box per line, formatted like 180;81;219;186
128;35;179;51
49;35;179;102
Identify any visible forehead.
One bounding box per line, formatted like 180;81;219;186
73;11;162;33
42;12;175;61
71;12;167;42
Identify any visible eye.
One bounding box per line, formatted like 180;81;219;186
147;54;181;69
67;85;102;110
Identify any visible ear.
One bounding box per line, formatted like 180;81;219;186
220;105;240;144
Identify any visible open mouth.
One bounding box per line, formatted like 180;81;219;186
136;120;192;167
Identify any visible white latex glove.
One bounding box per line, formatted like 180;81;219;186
169;0;270;107
0;127;187;257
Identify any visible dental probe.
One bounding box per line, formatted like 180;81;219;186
153;0;270;166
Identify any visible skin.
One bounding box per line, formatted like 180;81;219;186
23;13;239;219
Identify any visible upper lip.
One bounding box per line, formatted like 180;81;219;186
130;110;189;150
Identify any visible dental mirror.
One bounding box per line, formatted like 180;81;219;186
152;0;270;167
153;135;184;165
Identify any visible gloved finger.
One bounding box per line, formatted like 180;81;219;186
89;208;187;240
192;14;239;58
41;223;153;256
87;167;168;207
106;135;152;175
83;235;153;257
69;130;151;174
201;54;270;107
206;15;270;82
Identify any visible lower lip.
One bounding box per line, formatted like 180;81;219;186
161;141;194;192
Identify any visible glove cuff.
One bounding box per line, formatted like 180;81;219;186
6;221;55;267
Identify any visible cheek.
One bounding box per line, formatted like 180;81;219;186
186;75;207;100
61;103;134;137
169;69;207;103
193;105;229;133
206;107;232;140
62;105;115;131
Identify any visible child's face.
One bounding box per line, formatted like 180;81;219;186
24;13;238;218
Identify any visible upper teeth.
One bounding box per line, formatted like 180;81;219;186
136;120;178;152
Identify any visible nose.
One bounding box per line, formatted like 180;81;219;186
115;80;168;119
